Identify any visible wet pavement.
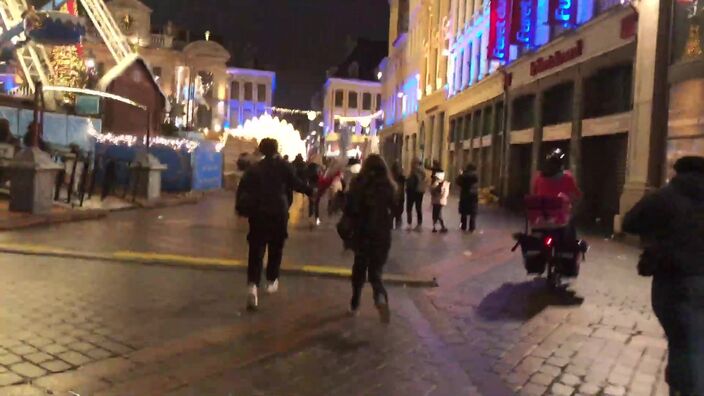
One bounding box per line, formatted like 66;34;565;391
0;193;669;395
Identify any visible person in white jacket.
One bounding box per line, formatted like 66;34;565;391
430;171;450;233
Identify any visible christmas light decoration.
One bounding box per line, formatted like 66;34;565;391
48;1;87;102
84;119;201;152
334;110;384;124
218;113;306;159
270;106;321;117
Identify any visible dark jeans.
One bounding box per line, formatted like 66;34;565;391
351;239;390;309
652;275;704;395
432;204;445;229
460;213;477;231
308;195;320;219
247;238;285;286
406;192;423;226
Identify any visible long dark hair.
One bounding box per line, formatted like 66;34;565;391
356;154;397;193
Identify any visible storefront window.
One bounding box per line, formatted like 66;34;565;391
671;0;704;64
667;79;704;179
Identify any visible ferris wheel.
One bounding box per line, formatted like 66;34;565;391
0;0;135;94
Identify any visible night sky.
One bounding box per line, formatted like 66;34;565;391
141;0;390;109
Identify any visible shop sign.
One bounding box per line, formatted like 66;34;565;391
489;0;511;61
529;39;584;76
511;0;537;48
549;0;578;27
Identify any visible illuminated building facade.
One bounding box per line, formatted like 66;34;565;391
321;39;387;158
380;0;682;233
226;68;275;129
81;0;232;132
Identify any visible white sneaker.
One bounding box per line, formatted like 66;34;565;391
316;218;321;226
266;279;279;294
246;284;258;310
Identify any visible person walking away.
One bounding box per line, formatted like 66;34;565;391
342;154;397;323
292;154;307;183
405;159;427;231
390;161;406;229
430;171;450;233
456;163;479;232
306;160;322;226
622;156;704;396
236;138;312;310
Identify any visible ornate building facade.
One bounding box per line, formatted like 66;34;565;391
379;0;681;233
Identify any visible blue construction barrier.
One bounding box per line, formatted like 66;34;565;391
191;141;222;191
94;140;222;193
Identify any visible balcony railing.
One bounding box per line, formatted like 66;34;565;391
150;34;174;49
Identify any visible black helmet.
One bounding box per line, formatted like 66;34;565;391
546;148;566;167
542;148;566;177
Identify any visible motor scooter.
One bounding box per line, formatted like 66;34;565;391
512;195;588;289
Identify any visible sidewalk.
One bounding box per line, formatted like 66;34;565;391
0;200;106;231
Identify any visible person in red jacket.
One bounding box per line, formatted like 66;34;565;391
532;148;581;205
532;148;581;241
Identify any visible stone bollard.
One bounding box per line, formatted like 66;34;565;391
130;151;166;201
9;147;62;214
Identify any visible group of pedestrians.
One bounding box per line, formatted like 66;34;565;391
235;138;704;395
235;139;481;323
398;158;479;233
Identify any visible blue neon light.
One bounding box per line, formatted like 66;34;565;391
515;0;536;48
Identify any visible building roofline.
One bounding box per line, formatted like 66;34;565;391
226;67;276;78
325;77;382;89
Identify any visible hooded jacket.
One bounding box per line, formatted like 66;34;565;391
623;172;704;277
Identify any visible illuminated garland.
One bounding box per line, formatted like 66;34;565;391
84;119;200;152
334;110;384;122
269;106;321;116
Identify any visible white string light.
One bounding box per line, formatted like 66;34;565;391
334;110;384;125
84;119;201;152
269;106;321;117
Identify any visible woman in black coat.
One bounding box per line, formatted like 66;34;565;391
344;154;397;323
456;163;479;232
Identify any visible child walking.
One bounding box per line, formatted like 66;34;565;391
430;171;450;233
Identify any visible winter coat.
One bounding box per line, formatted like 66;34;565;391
456;172;479;215
430;179;450;206
622;172;704;277
344;175;397;246
406;166;428;194
238;156;312;241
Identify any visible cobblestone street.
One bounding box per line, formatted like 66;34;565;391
0;194;668;395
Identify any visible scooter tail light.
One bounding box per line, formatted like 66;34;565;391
544;236;553;247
